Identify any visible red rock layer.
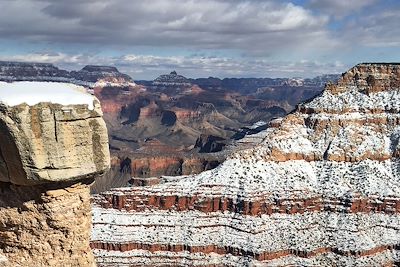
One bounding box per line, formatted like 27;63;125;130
316;64;400;95
138;101;160;119
170;108;201;121
113;154;221;178
95;193;400;215
338;64;400;94
97;100;124;113
94;85;145;114
90;241;400;261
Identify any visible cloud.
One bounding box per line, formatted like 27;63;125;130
1;52;84;64
0;0;331;57
308;0;377;17
342;10;400;47
0;0;398;78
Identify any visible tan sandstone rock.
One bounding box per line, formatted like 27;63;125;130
0;82;110;267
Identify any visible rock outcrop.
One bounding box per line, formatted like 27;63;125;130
153;71;191;87
115;154;222;179
189;74;340;94
194;134;226;153
71;65;136;88
0;81;110;266
92;63;400;266
0;61;135;88
0;61;70;83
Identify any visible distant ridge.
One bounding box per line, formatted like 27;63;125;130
0;61;135;87
0;61;340;90
359;62;400;65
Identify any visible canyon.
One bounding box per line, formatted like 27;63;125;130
1;62;399;266
96;70;336;184
0;62;336;189
91;63;400;266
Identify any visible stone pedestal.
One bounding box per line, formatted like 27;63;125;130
0;82;110;266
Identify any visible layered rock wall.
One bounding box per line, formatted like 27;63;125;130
92;63;400;266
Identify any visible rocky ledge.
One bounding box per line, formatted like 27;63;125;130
0;82;110;266
92;63;400;266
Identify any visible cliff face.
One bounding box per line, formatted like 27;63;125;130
114;154;221;179
92;63;400;266
0;181;95;266
0;82;110;266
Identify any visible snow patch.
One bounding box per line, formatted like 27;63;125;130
0;81;96;109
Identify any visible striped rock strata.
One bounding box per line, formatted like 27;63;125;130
92;63;400;266
0;82;110;267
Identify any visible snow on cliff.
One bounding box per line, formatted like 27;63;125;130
91;63;400;266
0;81;96;109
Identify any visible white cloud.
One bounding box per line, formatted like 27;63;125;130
2;53;83;64
0;0;397;77
342;11;400;47
0;0;331;57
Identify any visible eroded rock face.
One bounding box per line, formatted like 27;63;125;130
0;82;110;266
326;63;400;95
0;180;95;267
152;71;191;87
72;65;136;87
0;102;109;185
92;63;400;266
115;154;221;178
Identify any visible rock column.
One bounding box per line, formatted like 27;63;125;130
0;83;110;267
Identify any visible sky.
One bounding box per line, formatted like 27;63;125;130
0;0;399;80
